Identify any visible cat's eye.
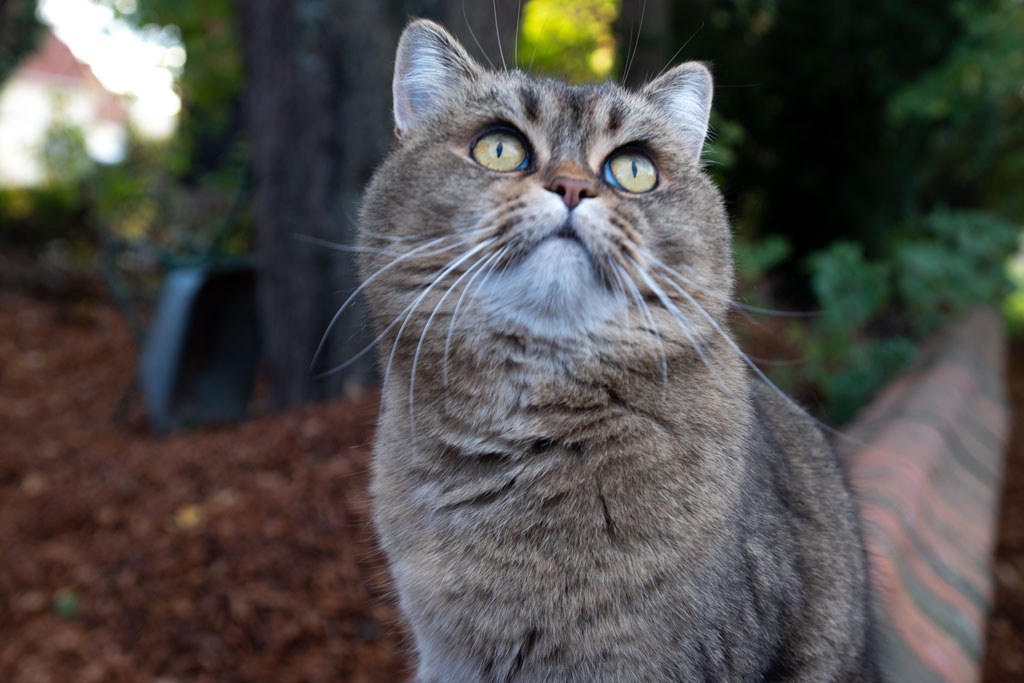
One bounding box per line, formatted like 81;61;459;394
471;129;529;172
605;150;658;193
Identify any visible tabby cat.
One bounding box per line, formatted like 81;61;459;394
357;19;880;683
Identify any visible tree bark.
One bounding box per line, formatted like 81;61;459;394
0;0;40;87
237;0;521;408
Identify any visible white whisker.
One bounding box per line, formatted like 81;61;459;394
493;0;506;70
443;245;509;386
409;246;499;442
383;239;496;393
513;0;521;69
526;14;550;75
292;233;409;256
653;264;855;443
612;262;668;399
654;21;704;81
646;251;819;318
627;257;731;395
312;239;488;381
310;234;460;372
463;0;497;70
622;0;647;84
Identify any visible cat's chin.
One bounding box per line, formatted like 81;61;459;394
476;237;620;338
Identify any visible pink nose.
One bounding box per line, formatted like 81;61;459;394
547;176;596;210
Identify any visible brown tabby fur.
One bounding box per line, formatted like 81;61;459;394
358;19;880;682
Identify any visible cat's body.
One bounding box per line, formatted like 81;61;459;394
359;20;879;682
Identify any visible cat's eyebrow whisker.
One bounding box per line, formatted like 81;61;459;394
462;0;497;70
612;263;669;400
443;245;509;387
526;14;550;75
654;21;705;81
409;246;500;445
310;234;462;372
513;0;521;69
492;0;507;71
622;0;647;85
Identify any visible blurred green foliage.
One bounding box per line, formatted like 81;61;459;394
41;118;95;185
103;0;246;184
88;134;250;263
675;0;1024;422
0;184;89;252
519;0;620;82
775;209;1020;422
0;0;251;281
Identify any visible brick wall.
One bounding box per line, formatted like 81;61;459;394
842;308;1010;683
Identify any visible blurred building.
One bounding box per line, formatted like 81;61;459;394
0;29;127;186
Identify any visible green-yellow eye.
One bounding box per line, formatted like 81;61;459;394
605;151;658;193
471;130;528;172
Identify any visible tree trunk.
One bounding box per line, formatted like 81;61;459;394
237;0;521;408
0;0;41;87
237;0;392;407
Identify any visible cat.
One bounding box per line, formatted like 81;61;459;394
357;18;881;683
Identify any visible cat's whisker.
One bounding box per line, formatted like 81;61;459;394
492;0;506;71
655;269;854;443
313;244;484;381
612;262;669;400
621;18;636;86
383;238;497;397
645;251;820;318
443;245;509;387
312;300;413;381
292;233;410;257
622;0;647;85
513;0;521;69
526;14;551;75
654;21;705;81
361;230;445;242
310;234;462;372
462;0;496;70
409;246;500;445
644;252;821;365
627;257;733;397
602;255;632;329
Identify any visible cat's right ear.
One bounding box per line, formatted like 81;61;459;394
393;19;481;139
642;62;714;164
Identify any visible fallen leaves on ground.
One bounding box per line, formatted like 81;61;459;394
0;291;410;683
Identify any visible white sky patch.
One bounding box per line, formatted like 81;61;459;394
37;0;185;139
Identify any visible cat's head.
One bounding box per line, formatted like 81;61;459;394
360;19;733;349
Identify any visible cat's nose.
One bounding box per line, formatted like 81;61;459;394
546;176;596;210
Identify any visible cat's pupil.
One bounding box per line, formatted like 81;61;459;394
632;160;638;177
496;142;503;158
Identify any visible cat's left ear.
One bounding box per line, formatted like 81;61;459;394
393;19;482;139
642;62;713;164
